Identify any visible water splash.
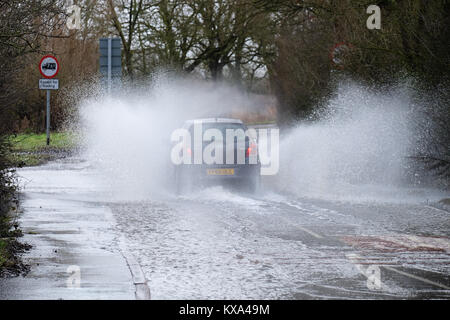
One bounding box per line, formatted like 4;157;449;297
77;78;261;200
274;81;443;202
75;77;447;203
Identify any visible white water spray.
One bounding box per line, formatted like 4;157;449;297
78;79;261;200
275;82;422;202
76;78;445;202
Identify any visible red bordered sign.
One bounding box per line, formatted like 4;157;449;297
329;42;352;69
39;55;60;79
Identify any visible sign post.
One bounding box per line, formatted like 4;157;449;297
39;55;59;145
99;38;122;93
46;90;50;145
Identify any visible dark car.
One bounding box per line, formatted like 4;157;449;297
173;118;261;194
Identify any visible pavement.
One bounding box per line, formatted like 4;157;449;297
0;159;149;300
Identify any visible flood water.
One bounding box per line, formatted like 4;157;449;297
15;157;450;299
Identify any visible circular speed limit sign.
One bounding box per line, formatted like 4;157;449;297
39;55;59;79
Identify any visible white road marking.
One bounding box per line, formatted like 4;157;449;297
382;265;450;290
425;205;450;215
295;225;324;239
345;253;385;290
273;195;450;293
279;217;324;239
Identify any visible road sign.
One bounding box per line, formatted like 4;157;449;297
39;55;59;79
39;55;60;146
329;42;352;69
39;79;59;90
99;38;122;93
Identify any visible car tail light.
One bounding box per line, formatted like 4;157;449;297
246;142;257;157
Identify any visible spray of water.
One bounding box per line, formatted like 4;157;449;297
75;77;445;203
275;81;433;202
77;78;262;200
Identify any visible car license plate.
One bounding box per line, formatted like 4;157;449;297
206;168;235;175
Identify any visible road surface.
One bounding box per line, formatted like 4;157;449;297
5;157;450;299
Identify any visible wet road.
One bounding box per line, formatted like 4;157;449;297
13;158;450;299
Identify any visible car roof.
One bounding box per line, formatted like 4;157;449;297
184;118;243;125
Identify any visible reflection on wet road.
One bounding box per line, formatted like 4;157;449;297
18;159;450;299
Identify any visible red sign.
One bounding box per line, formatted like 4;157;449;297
329;42;352;69
39;55;59;79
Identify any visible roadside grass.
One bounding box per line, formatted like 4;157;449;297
10;132;76;151
8;132;78;167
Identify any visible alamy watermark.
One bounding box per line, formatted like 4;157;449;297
66;2;81;30
367;5;381;30
347;254;382;290
66;265;81;288
66;3;380;31
170;122;279;176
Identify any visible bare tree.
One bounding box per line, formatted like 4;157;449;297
107;0;148;78
106;0;274;85
136;0;200;73
0;0;66;133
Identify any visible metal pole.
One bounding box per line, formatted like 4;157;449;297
107;38;112;94
46;89;50;146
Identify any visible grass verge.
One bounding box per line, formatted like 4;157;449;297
8;132;77;167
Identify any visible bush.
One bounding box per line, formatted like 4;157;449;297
0;135;27;276
0;137;17;224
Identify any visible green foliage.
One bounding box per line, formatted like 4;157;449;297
0;239;7;269
6;132;77;167
0;136;20;275
0;137;16;223
9;132;76;152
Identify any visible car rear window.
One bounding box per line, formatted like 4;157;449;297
195;123;247;142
